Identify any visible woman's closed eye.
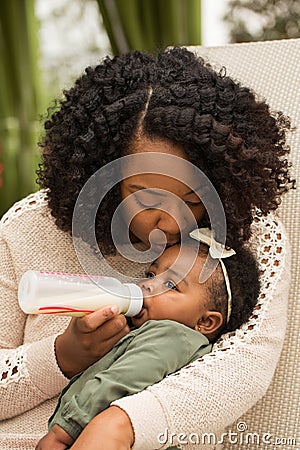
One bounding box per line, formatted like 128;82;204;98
134;193;161;209
185;200;202;207
137;198;202;209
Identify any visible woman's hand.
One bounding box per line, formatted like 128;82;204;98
35;425;74;450
70;406;134;450
55;306;130;378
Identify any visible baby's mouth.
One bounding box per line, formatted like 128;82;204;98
133;306;146;320
133;297;148;320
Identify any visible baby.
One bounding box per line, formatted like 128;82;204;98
36;230;260;450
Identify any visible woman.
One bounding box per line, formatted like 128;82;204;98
0;47;294;449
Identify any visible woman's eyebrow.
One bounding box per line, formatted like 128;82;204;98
128;185;168;197
128;184;202;197
184;186;202;196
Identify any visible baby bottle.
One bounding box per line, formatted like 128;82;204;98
18;270;143;317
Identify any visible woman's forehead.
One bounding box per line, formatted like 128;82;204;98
122;172;199;196
130;136;187;158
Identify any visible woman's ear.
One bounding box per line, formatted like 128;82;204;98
194;311;224;337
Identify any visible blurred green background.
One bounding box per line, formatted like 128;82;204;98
1;0;299;217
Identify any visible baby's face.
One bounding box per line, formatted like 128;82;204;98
132;245;208;329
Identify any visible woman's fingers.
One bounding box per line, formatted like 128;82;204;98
55;306;130;378
73;314;130;358
76;305;125;333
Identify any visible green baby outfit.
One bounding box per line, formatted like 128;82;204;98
49;319;211;439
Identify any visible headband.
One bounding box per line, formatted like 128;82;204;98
189;228;236;324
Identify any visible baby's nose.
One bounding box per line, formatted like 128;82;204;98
139;277;160;296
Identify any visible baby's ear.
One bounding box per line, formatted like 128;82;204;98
194;311;223;337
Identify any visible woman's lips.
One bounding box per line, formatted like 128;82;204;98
151;244;165;253
151;241;178;253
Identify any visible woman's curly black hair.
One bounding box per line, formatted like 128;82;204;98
37;47;295;254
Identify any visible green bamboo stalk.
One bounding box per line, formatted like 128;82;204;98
15;0;42;197
140;0;160;53
96;0;129;54
185;0;202;44
0;3;20;213
0;118;20;212
0;0;43;217
96;0;202;56
157;0;183;47
115;0;146;50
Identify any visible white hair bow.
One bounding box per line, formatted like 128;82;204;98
189;227;235;324
189;227;236;259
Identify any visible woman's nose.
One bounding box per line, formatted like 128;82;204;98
156;204;188;236
157;213;179;235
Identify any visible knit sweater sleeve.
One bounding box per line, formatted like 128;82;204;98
112;214;290;449
0;222;69;420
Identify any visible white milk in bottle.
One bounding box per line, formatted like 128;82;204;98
18;270;143;317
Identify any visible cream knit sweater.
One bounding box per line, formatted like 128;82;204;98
0;191;290;450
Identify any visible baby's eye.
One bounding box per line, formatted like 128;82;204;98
164;280;178;291
145;271;155;279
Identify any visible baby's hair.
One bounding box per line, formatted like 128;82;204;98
37;47;295;254
191;243;260;341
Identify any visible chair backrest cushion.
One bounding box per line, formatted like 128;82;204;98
189;39;300;448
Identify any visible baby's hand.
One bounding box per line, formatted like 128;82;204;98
35;424;74;450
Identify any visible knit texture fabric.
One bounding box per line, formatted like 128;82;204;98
186;37;300;450
0;191;290;450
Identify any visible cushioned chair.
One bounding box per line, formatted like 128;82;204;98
188;39;299;449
